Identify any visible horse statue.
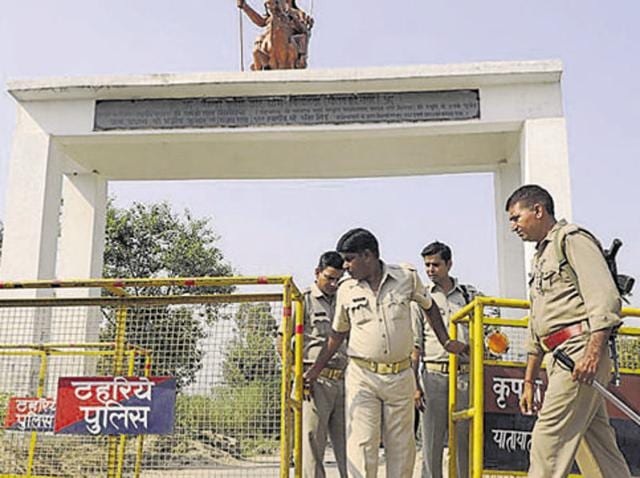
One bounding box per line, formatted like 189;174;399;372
237;0;314;70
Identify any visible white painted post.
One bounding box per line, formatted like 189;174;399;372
0;106;63;284
521;118;572;221
0;105;64;393
494;161;527;300
54;172;108;375
56;172;107;282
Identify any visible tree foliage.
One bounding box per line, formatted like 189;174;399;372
218;302;281;437
222;303;280;386
104;200;233;295
101;200;234;389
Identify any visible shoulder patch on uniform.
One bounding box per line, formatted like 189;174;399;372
462;284;479;296
560;223;601;247
338;275;351;285
563;223;582;236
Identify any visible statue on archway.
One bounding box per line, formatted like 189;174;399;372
237;0;314;70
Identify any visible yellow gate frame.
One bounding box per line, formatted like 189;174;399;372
447;297;640;478
0;343;150;478
0;276;305;478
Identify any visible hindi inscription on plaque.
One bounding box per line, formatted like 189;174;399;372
94;90;480;131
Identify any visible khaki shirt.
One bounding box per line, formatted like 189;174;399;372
279;283;348;369
412;278;473;363
333;262;433;363
527;220;622;355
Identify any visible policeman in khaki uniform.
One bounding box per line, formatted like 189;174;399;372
412;241;502;478
277;251;348;478
411;241;474;478
304;228;467;478
506;184;631;478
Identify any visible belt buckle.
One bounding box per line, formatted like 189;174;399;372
378;362;392;374
320;368;329;379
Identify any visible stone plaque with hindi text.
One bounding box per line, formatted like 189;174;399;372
94;90;480;130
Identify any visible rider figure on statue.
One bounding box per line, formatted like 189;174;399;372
237;0;314;70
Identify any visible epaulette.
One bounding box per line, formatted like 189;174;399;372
398;262;417;272
553;222;603;295
338;275;356;287
563;223;582;235
461;283;479;296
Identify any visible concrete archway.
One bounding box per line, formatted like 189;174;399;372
1;60;571;303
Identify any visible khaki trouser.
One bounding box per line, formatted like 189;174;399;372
344;360;416;478
303;375;347;478
529;340;631;478
420;368;469;478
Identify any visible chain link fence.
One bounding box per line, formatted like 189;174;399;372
0;277;303;478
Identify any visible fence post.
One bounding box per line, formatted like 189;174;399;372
25;351;48;476
448;313;459;478
107;304;128;478
280;281;293;477
293;295;304;478
471;301;484;478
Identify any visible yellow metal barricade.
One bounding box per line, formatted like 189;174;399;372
0;276;304;478
0;343;149;478
448;297;640;478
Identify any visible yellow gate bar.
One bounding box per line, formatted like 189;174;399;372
0;293;285;308
0;275;302;291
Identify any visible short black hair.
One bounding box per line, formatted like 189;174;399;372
317;251;344;271
505;184;555;217
336;228;380;258
420;241;452;262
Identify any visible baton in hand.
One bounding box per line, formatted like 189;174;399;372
553;348;640;426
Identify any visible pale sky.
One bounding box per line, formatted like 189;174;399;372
1;1;639;308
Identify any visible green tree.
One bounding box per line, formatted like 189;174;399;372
219;303;281;437
222;303;279;385
104;200;233;294
101;200;234;389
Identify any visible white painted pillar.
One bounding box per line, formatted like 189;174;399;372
55;173;107;374
0;106;63;284
494;161;526;299
56;172;107;282
520;118;572;221
0;106;64;393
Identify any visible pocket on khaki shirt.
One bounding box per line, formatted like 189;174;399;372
541;269;559;293
348;300;372;325
534;269;558;295
385;296;410;320
311;315;331;336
